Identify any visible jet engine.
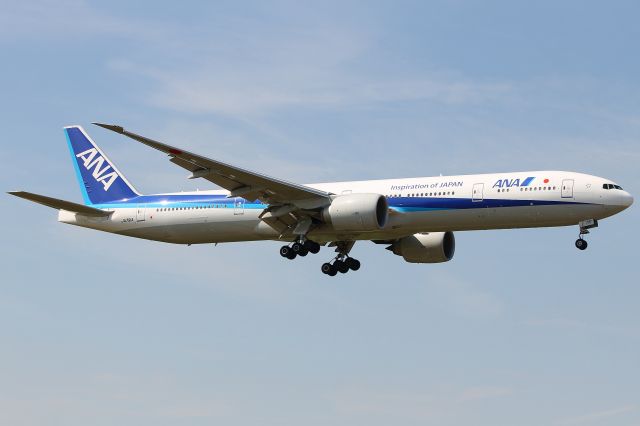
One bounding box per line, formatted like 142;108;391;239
388;231;455;263
323;193;388;232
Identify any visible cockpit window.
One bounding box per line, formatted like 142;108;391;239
603;183;624;190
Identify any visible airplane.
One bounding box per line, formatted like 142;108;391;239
9;124;633;276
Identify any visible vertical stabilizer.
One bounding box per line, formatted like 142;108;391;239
64;126;140;204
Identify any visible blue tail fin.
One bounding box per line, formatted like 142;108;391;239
64;126;140;205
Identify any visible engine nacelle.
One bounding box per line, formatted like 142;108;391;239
390;231;455;263
323;193;388;232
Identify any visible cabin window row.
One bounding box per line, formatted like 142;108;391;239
515;186;556;192
155;205;229;212
387;191;455;198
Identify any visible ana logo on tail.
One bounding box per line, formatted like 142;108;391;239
75;148;120;191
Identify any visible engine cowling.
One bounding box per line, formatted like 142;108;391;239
389;231;455;263
323;193;388;232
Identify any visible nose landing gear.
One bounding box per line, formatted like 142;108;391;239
575;219;598;251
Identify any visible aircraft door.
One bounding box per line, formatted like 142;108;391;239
472;183;484;202
561;179;574;198
136;206;146;222
234;197;245;215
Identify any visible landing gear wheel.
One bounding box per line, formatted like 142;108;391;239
280;245;297;259
280;245;292;258
292;242;308;256
334;260;349;274
575;238;588;250
304;240;321;254
345;257;361;271
321;262;337;276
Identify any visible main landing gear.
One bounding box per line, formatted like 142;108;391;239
575;219;598;251
321;256;360;276
320;240;360;276
279;240;321;260
280;239;361;276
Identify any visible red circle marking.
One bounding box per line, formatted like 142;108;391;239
544;178;549;183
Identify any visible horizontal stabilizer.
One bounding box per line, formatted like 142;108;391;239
8;191;112;217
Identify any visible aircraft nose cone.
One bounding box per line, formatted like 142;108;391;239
622;192;634;208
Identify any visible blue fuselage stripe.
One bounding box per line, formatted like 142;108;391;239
91;195;589;211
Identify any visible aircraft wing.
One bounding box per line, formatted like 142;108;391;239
93;123;332;207
8;191;112;217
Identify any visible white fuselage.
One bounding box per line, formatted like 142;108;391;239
58;171;633;244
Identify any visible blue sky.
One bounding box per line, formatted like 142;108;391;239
1;1;639;425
